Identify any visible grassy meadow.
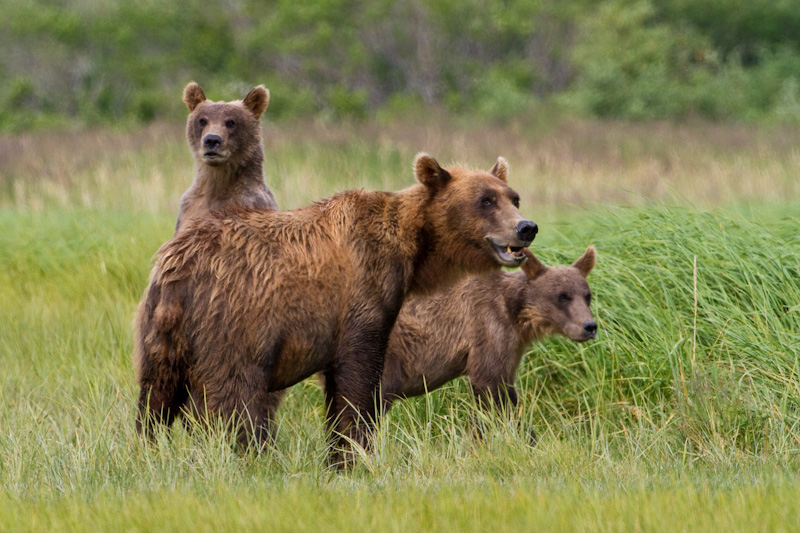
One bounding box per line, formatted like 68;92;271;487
1;117;799;530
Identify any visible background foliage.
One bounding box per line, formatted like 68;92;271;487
4;0;800;130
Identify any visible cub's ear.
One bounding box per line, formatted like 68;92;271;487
414;153;452;191
489;156;509;183
183;82;206;111
571;246;597;278
521;248;547;279
243;85;270;118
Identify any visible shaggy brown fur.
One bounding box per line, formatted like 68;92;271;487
381;246;597;436
134;153;537;465
175;82;278;233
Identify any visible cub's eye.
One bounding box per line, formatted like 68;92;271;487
558;293;571;303
512;196;520;208
198;118;207;127
481;197;494;207
585;293;592;305
225;119;236;128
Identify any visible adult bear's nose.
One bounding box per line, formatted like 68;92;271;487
515;220;538;243
203;134;222;151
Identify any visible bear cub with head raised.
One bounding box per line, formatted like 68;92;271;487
381;246;597;433
134;153;537;465
176;82;278;232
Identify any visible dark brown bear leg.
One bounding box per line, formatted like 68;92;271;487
324;312;391;468
324;369;380;468
473;379;519;414
197;363;276;449
176;385;283;449
261;390;286;443
136;357;188;440
471;379;536;445
232;389;277;450
180;388;205;432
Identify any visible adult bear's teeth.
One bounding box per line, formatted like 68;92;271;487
506;245;512;254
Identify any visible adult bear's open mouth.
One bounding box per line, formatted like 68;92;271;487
487;237;527;266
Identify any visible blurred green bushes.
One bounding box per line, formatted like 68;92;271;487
563;0;800;121
2;0;800;130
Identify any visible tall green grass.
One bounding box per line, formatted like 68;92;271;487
524;206;800;459
1;203;798;527
1;120;799;529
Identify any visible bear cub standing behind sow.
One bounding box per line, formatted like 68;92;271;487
176;82;278;233
382;246;597;434
134;153;537;464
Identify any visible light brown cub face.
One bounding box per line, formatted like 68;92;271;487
520;246;597;342
415;153;537;269
182;82;269;167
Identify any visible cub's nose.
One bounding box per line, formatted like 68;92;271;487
582;320;597;339
515;220;538;243
203;134;222;151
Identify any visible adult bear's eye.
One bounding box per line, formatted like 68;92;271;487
481;197;494;207
225;119;236;128
585;293;592;305
198;118;207;127
512;195;520;208
558;293;570;303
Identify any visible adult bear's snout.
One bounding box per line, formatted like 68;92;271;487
515;220;538;243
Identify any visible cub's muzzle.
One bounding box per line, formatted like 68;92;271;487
582;320;597;339
203;134;223;151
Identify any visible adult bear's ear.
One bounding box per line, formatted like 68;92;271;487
183;82;206;111
243;85;270;118
571;246;597;278
414;153;452;191
489;156;509;183
521;248;546;279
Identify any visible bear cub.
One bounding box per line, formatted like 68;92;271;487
381;246;597;435
176;82;278;232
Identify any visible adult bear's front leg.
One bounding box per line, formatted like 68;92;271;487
324;305;396;468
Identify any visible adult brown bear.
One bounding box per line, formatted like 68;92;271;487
134;153;537;465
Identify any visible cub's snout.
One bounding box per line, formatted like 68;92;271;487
203;134;223;152
581;320;598;340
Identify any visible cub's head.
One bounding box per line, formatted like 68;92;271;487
414;153;537;271
519;246;597;342
182;82;270;167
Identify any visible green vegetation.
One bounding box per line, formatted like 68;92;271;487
1;119;799;529
4;0;800;130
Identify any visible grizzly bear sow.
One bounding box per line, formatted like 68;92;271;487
175;82;278;233
134;153;537;463
381;246;597;432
